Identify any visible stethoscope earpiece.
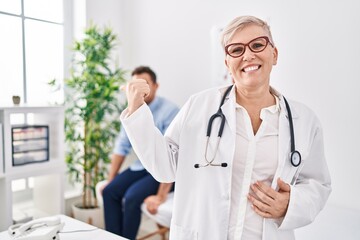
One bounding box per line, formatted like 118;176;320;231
194;86;233;169
194;163;227;168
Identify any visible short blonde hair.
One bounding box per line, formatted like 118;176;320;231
220;15;274;49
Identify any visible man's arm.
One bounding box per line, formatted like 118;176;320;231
155;182;173;201
108;154;126;182
144;182;174;214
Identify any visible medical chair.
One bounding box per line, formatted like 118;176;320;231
95;180;174;240
137;192;174;240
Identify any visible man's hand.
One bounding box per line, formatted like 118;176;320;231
144;195;165;214
247;178;291;218
123;79;150;115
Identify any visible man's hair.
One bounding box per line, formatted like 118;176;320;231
220;15;274;50
131;66;157;84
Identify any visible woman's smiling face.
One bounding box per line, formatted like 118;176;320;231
225;24;278;90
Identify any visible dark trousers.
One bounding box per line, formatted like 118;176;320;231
103;168;160;239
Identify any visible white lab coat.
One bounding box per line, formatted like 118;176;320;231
121;85;331;240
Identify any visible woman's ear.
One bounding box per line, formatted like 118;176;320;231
273;47;278;65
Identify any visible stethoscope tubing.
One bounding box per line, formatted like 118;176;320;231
195;85;301;169
283;97;302;167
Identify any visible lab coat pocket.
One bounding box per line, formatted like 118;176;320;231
280;148;309;186
170;223;198;240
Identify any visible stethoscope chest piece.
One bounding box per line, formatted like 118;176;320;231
290;150;301;167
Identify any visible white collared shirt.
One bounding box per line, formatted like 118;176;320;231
228;96;280;240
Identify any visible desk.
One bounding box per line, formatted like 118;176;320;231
0;215;128;240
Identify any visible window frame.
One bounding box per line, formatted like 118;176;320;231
0;0;72;104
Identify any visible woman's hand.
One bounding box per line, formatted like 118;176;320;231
123;79;150;115
248;178;291;219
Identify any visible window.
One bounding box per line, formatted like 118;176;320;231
0;0;65;105
1;0;71;204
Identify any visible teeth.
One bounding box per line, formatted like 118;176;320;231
243;65;259;72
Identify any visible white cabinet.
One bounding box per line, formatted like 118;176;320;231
0;105;65;231
0;124;3;177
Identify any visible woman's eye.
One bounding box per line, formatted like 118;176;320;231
251;43;265;50
231;47;244;54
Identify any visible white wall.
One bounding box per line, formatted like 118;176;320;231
83;0;360;220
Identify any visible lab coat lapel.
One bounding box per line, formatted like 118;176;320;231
220;86;236;134
272;104;291;189
272;95;300;189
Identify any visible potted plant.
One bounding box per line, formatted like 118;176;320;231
64;24;126;226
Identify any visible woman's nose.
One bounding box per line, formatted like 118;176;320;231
242;46;255;61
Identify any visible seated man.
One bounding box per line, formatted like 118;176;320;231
102;66;178;240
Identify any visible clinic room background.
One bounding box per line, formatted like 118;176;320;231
83;0;360;238
1;0;358;239
88;0;359;208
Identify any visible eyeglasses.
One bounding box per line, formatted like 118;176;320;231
225;36;274;58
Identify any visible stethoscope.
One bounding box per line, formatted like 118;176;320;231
194;85;302;169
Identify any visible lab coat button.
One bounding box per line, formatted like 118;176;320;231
222;193;230;200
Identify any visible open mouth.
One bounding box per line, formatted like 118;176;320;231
242;65;261;73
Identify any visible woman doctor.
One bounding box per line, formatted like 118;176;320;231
120;15;331;240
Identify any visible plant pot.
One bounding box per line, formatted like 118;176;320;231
12;96;20;105
72;203;104;229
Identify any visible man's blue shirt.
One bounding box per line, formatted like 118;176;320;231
113;96;179;171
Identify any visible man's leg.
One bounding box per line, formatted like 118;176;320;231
102;168;148;235
122;174;160;240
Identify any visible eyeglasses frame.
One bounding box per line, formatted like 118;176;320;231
225;36;274;58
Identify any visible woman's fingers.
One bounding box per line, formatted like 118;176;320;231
248;179;290;218
124;79;150;115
